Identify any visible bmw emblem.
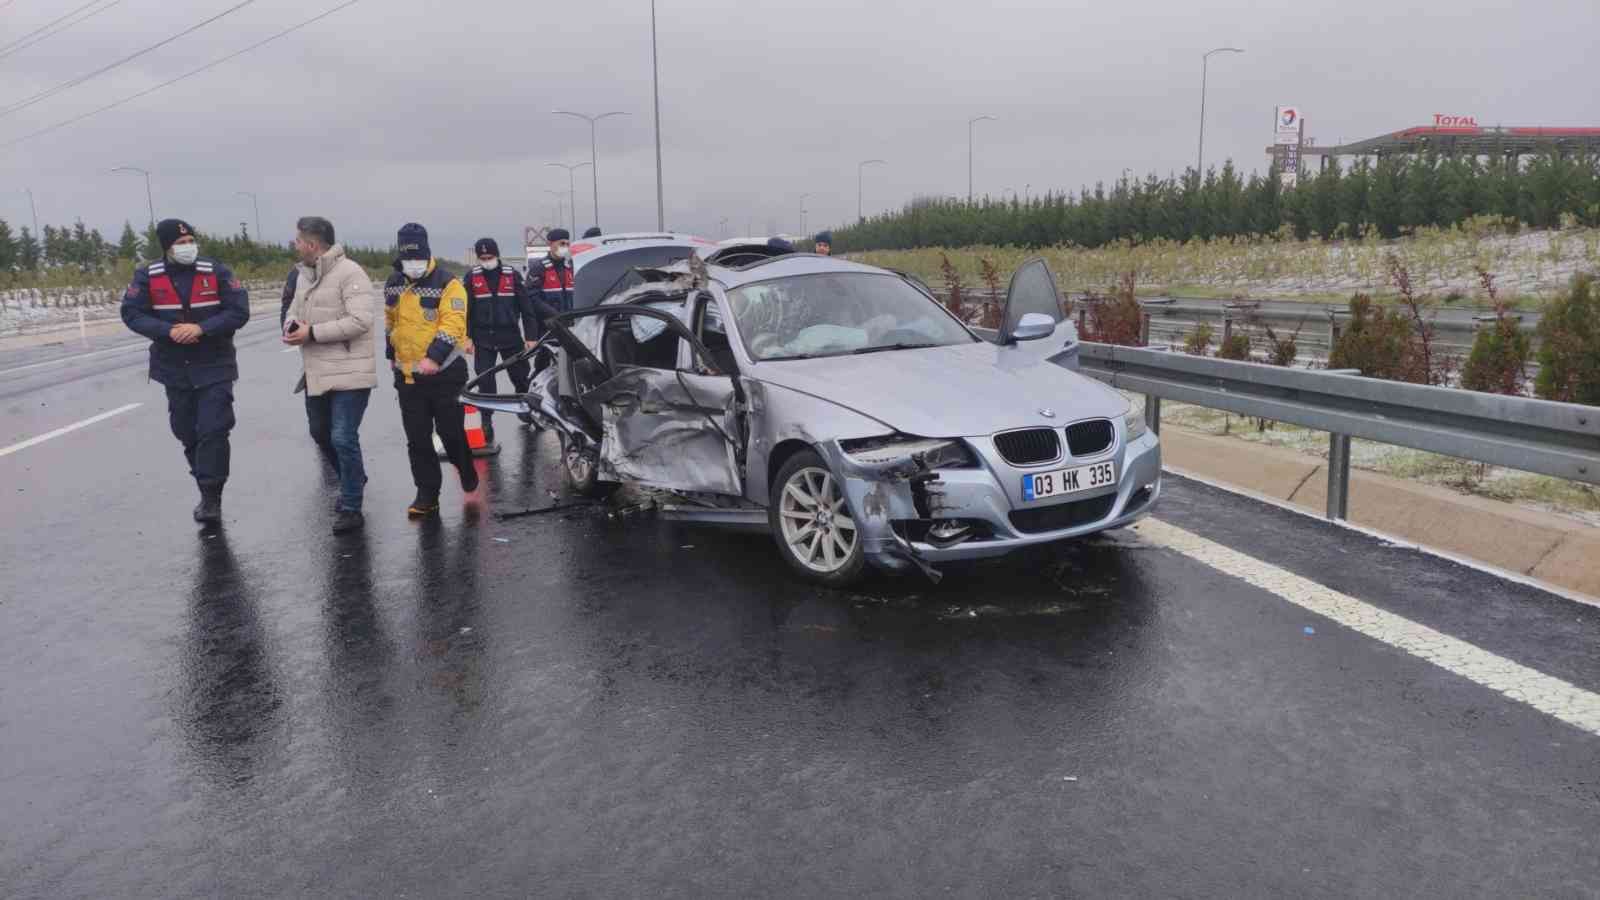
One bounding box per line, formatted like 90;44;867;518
1038;408;1056;419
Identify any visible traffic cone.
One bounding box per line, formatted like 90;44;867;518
463;404;500;457
434;405;501;459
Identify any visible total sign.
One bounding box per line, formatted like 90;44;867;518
1275;106;1301;145
1433;114;1479;127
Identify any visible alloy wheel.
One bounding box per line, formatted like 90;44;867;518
777;466;858;574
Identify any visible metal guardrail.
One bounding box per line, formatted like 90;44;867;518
1075;342;1600;520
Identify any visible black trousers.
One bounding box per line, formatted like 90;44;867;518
472;344;531;427
165;381;234;490
396;369;472;496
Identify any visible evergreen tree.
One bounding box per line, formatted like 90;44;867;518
1369;157;1404;238
18;226;41;271
117;221;141;260
89;229;108;270
0;218;16;272
41;225;63;267
70;219;92;270
1310;160;1342;238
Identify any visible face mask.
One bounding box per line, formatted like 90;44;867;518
479;257;499;270
552;246;569;260
402;259;429;279
170;244;199;265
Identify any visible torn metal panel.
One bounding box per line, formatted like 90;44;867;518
587;367;742;495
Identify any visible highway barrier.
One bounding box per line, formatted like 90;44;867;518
1076;342;1600;521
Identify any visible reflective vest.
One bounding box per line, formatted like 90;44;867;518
148;259;221;319
534;258;573;311
468;267;519;300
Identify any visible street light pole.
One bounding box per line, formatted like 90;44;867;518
857;159;886;224
553;109;628;230
111;166;154;228
1197;46;1244;180
967;114;995;203
650;0;665;230
544;190;566;233
235;191;260;241
799;192;810;235
545;162;592;237
24;188;39;237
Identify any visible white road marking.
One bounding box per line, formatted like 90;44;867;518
1164;464;1600;611
1136;517;1600;738
0;340;150;377
0;403;143;458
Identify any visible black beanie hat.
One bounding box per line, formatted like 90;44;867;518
397;222;430;259
546;227;570;242
156;218;195;251
766;237;795;253
582;226;602;238
813;230;833;245
474;237;500;258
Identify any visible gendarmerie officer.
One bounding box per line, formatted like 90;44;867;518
119;218;250;523
528;227;574;315
463;237;538;441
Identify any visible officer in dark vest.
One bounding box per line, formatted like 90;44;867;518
119;218;251;523
528;227;575;315
464;237;538;440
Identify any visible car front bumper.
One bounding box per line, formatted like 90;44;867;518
822;429;1162;577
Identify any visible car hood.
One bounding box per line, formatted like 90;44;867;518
749;341;1129;437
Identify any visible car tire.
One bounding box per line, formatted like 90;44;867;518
768;449;866;586
561;432;619;499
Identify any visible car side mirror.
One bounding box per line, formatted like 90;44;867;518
1012;312;1056;342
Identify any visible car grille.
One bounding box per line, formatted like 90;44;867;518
1008;494;1116;534
993;428;1060;466
1065;419;1114;456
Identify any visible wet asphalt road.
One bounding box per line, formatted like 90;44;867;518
2;326;1599;899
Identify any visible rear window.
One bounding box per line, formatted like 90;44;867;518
574;245;698;310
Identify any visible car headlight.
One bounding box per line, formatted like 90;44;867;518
1124;406;1148;441
840;435;976;469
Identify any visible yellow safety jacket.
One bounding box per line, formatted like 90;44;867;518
383;259;468;384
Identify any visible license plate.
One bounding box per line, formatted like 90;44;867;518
1021;461;1116;501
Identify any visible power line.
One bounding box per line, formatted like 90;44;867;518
0;0;124;64
0;0;256;119
0;0;103;56
1;0;365;150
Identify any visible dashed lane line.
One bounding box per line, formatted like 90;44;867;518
0;403;142;458
1136;517;1600;738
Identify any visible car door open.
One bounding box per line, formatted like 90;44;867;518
999;256;1079;368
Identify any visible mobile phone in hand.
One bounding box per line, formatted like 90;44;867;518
285;319;301;335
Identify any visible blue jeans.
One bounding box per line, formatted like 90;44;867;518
305;388;371;512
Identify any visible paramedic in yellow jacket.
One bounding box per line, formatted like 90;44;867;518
384;223;480;517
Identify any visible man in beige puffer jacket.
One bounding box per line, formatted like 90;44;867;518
282;216;377;533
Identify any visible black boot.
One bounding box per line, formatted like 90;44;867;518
332;509;364;533
193;485;223;523
407;491;440;518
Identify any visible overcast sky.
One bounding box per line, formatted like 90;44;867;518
2;0;1596;257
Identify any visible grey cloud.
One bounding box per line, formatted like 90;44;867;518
3;0;1596;256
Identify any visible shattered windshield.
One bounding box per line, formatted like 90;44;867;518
727;273;975;361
